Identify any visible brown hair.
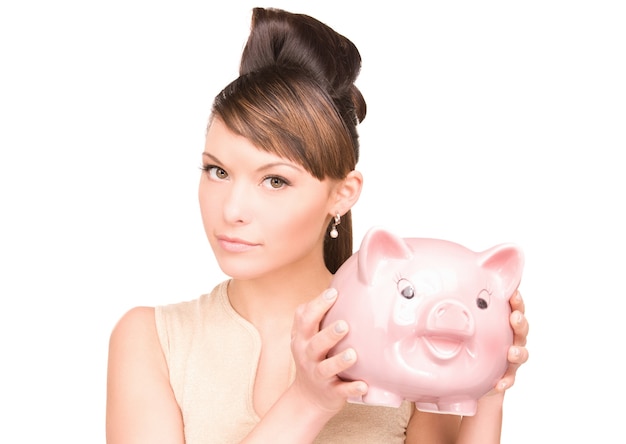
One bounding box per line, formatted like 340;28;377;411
211;7;366;273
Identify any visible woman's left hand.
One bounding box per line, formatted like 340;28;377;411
495;290;529;392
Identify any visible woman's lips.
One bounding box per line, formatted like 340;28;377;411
216;235;259;253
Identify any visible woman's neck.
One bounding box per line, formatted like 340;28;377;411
227;264;333;330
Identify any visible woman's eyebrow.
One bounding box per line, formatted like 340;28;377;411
202;152;304;173
255;162;304;173
202;152;221;163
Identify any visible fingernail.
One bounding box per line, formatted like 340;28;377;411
324;288;338;301
342;349;355;362
512;347;521;358
356;382;367;394
334;320;347;334
499;381;508;390
514;312;523;325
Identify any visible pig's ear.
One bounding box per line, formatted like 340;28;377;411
358;227;413;285
479;244;525;297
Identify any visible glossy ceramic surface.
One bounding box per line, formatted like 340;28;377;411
322;227;524;416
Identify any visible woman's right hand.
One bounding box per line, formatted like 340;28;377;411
240;288;368;442
289;288;368;415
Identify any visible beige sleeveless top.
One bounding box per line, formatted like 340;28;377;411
155;280;412;443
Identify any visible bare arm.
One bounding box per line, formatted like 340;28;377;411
406;410;462;444
106;307;184;444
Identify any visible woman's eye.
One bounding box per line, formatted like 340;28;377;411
262;176;288;189
203;165;228;180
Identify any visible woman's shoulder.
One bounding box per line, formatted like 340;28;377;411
108;280;230;352
155;280;230;324
111;305;156;335
108;305;163;372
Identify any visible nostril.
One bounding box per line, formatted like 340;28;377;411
430;302;473;334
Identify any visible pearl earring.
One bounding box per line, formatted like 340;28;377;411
330;213;341;239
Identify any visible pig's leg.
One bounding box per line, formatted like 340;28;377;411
358;387;404;408
419;399;477;416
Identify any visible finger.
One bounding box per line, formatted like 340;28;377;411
496;346;529;392
292;288;338;339
496;374;516;392
496;358;523;393
510;310;529;347
336;380;368;400
509;290;525;314
316;347;358;379
495;364;518;392
508;345;529;365
306;319;350;361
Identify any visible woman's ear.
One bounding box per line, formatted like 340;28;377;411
332;170;363;215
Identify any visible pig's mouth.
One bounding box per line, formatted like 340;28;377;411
423;335;465;360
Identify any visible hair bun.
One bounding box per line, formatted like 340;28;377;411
239;7;366;123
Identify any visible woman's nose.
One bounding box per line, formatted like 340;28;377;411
221;181;253;225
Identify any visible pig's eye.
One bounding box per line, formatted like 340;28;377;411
397;278;415;299
476;289;491;310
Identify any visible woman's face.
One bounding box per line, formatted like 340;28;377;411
199;118;338;280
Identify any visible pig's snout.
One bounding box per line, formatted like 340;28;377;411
427;300;475;337
419;300;476;361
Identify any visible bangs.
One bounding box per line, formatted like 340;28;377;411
212;67;356;180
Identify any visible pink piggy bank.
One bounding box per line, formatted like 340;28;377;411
321;227;524;416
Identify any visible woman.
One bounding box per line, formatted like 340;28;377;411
106;7;529;443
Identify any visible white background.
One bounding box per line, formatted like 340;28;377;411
1;1;624;442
